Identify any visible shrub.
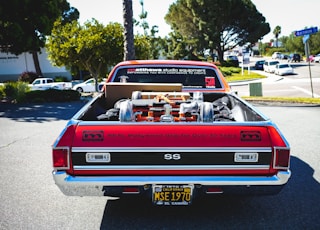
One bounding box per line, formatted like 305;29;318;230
224;60;239;67
265;48;286;57
54;76;69;82
1;82;30;103
229;67;241;74
0;84;5;99
25;89;80;103
15;82;30;102
1;81;80;103
219;67;241;76
19;71;39;83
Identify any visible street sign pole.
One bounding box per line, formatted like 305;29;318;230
305;40;314;98
295;27;318;98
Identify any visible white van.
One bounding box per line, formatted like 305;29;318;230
263;60;279;73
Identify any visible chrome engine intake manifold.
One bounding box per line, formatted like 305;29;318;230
118;91;217;123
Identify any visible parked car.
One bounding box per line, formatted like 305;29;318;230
72;78;104;93
274;63;294;76
224;55;239;67
263;60;279;73
254;60;265;70
288;53;301;62
307;55;315;62
282;54;289;60
272;52;282;59
313;54;320;63
29;78;72;91
71;80;84;87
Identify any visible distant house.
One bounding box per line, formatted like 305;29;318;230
0;48;71;82
271;41;283;47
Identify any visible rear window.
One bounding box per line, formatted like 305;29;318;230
268;61;279;65
111;66;223;89
279;64;290;68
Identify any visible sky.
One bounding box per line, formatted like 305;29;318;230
67;0;319;42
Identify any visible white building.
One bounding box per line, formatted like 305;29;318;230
0;48;71;82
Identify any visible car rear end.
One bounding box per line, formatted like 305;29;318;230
52;60;290;206
52;119;290;205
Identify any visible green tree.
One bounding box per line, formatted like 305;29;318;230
309;32;320;55
46;19;124;91
164;31;200;60
135;0;149;35
134;34;152;59
273;26;281;47
0;0;78;76
123;0;135;60
134;0;162;59
165;0;270;62
282;33;304;54
279;30;320;57
46;19;151;90
165;0;202;60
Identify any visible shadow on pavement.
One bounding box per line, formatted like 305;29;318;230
0;101;85;122
100;156;320;230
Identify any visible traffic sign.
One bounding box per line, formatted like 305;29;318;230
295;27;318;36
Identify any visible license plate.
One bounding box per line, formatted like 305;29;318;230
152;185;193;205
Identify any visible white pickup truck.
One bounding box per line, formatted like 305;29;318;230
29;78;72;91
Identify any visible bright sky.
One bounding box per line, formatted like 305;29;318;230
68;0;319;42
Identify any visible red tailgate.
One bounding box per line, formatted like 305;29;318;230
73;124;272;148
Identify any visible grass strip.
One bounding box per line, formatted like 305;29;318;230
242;96;320;105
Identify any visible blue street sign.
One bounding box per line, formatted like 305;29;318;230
295;27;318;36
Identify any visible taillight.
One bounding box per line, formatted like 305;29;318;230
52;147;70;170
52;124;76;170
273;147;290;170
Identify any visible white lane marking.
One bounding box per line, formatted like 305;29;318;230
292;86;320;98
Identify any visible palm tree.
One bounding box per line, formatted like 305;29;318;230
273;26;281;47
123;0;135;60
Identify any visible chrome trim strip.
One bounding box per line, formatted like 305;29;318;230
77;120;272;126
52;170;291;196
73;165;270;170
206;191;223;194
73;165;270;171
122;191;140;194
71;147;272;153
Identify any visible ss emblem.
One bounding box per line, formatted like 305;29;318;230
164;153;181;160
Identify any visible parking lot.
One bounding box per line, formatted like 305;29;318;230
232;57;320;98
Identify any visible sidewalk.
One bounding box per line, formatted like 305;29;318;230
228;71;284;87
229;70;320;99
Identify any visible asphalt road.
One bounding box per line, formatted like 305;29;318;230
231;58;320;98
0;101;320;230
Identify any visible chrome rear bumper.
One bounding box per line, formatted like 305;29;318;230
53;170;291;196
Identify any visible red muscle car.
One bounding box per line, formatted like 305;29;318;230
52;60;290;205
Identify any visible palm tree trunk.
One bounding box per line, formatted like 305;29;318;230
123;0;135;60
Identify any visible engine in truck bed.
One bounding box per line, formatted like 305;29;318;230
98;91;235;122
